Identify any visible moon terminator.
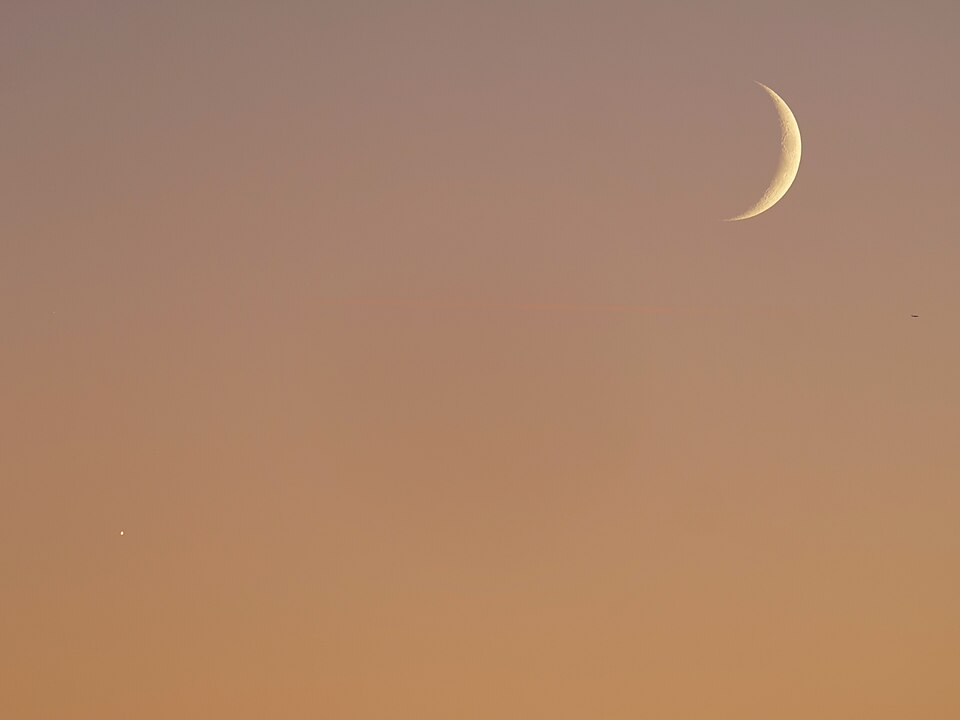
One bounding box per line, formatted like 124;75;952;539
725;82;802;221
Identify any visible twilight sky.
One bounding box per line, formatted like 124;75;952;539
3;2;960;717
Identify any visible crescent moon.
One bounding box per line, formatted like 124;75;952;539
725;82;802;221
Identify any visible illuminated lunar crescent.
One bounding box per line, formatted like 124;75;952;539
725;82;802;221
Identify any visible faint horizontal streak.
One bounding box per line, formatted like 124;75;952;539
321;297;726;316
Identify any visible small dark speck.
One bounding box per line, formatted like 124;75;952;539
910;314;919;318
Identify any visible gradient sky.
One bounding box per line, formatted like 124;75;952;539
4;2;960;718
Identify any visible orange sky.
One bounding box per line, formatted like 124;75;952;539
3;2;960;717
